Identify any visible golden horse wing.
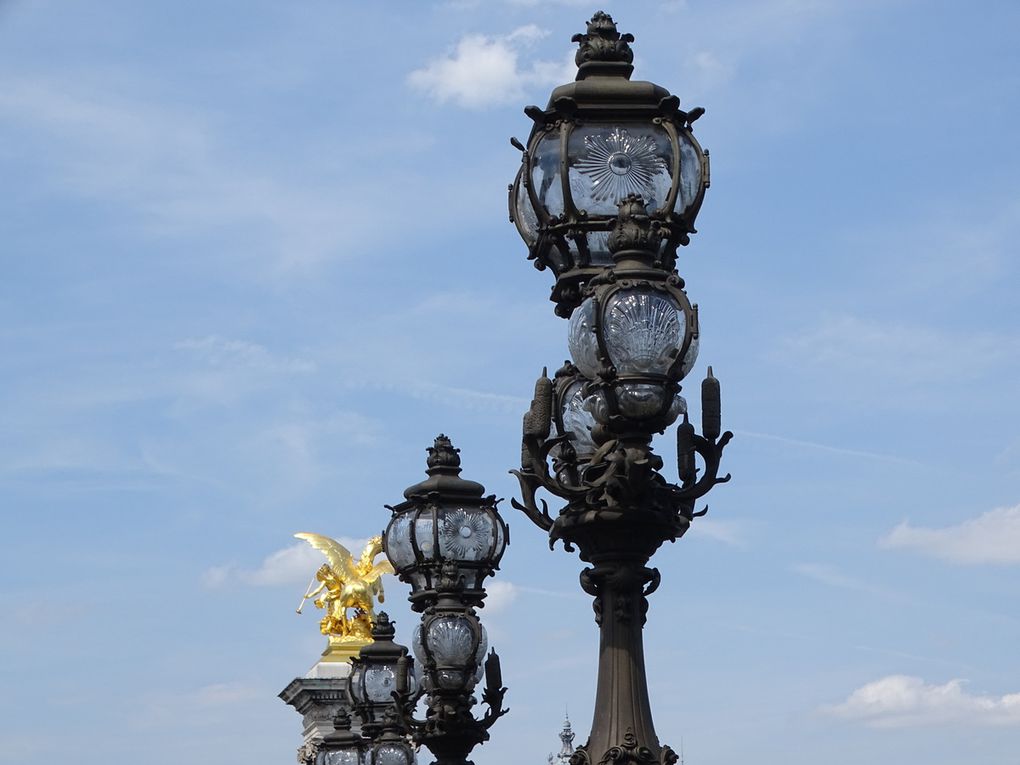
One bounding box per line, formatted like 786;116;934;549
294;532;356;580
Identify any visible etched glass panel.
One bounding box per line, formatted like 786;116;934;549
584;230;614;266
436;669;464;690
475;623;489;667
348;665;365;703
679;333;699;379
567;297;600;379
325;750;361;765
674;132;703;215
667;394;687;424
604;290;684;375
373;744;412;765
514;175;539;245
384;512;414;569
616;383;666;419
531;131;564;217
427;616;476;665
560;381;596;458
364;666;396;703
438;507;492;562
493;517;505;560
412;623;425;665
568;124;673;215
413;516;435;561
470;624;488;685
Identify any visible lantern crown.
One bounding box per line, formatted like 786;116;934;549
403;434;485;499
572;11;635;79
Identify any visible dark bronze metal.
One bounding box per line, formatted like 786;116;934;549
510;13;733;765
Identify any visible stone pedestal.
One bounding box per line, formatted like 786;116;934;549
279;658;356;765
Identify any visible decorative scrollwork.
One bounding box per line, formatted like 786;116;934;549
596;728;657;765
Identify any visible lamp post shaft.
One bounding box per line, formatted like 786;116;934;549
587;557;663;765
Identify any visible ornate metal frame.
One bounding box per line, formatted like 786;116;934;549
384;436;509;612
508;13;710;318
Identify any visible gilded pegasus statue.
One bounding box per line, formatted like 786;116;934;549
295;533;394;650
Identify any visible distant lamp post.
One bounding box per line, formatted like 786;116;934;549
382;436;509;765
383;434;508;611
315;710;366;765
365;709;417;765
348;613;415;739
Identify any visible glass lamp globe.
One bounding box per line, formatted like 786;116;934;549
412;614;488;694
384;435;508;610
508;11;710;317
348;614;412;731
568;282;698;431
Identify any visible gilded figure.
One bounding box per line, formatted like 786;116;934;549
295;533;393;645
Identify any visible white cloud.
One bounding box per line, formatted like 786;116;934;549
408;27;574;109
792;562;871;592
691;518;745;545
175;335;316;374
824;675;1020;728
482;580;519;615
737;429;923;467
879;505;1020;565
204;537;373;589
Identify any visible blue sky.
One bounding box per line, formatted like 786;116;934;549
2;1;1019;763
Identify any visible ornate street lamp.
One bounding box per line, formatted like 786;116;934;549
508;11;710;318
365;709;417;765
348;613;416;739
383;435;508;611
511;12;732;765
383;436;510;765
315;710;367;765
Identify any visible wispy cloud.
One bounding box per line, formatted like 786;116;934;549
879;505;1020;565
792;562;888;598
133;681;264;729
782;315;1019;388
737;429;926;467
691;518;746;545
824;675;1020;728
203;537;373;589
175;335;316;374
0;77;393;270
408;26;573;109
793;562;867;591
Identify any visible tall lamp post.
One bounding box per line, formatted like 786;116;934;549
509;12;731;765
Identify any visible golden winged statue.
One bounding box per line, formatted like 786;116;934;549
294;533;394;657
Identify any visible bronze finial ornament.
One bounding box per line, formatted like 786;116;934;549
572;11;635;76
